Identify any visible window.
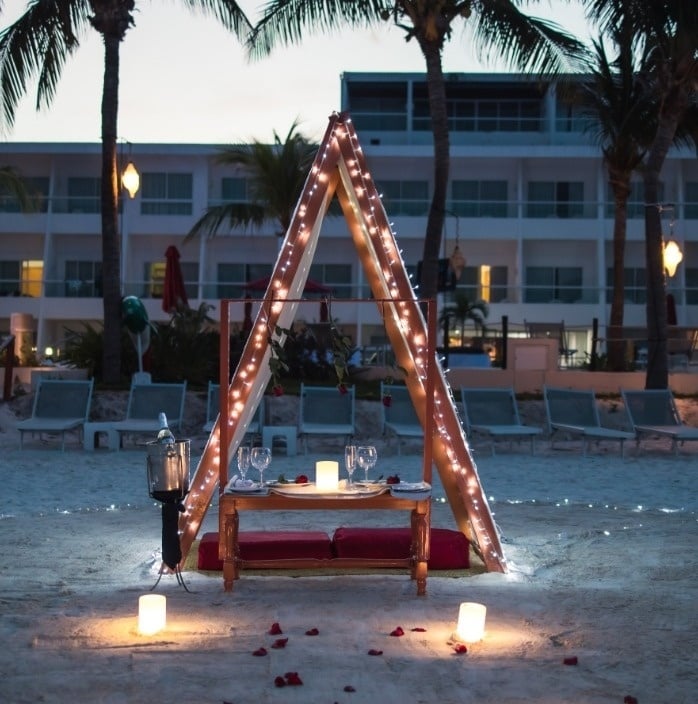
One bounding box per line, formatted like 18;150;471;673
378;180;429;216
685;182;698;219
64;261;102;297
66;177;101;214
346;81;408;131
527;181;584;218
216;263;273;299
0;176;49;213
144;260;198;300
605;267;646;304
685;268;698;304
450;265;508;303
451;180;508;217
221;177;252;203
0;259;43;297
309;264;352;297
525;266;582;303
141;172;193;215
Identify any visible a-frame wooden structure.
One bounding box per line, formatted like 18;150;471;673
178;112;507;573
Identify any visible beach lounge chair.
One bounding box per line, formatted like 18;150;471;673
460;387;542;455
380;383;423;455
544;386;635;457
621;389;698;454
88;381;187;450
298;383;355;453
203;382;264;439
17;377;94;451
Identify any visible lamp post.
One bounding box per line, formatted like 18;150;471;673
119;144;140;294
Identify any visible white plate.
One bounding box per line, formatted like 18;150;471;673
390;482;431;492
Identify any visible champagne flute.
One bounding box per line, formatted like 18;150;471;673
357;445;377;483
250;446;272;486
344;445;357;487
237;445;250;482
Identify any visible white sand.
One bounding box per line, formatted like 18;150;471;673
1;399;697;703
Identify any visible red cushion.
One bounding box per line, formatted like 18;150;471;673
332;527;470;569
197;531;333;570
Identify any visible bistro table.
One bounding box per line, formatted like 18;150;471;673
219;483;432;595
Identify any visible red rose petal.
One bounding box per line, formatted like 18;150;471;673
454;643;468;654
269;622;283;635
390;626;405;637
271;638;288;649
305;627;320;636
343;685;356;692
623;697;638;704
563;656;578;666
285;672;303;686
411;627;427;632
368;649;383;656
252;647;267;656
274;676;286;687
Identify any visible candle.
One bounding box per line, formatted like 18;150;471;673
138;594;167;635
455;602;486;642
316;460;339;491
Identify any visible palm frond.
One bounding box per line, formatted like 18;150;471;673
181;0;252;38
184;202;266;241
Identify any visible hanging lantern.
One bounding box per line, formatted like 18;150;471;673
663;239;683;278
449;244;466;281
122;161;140;199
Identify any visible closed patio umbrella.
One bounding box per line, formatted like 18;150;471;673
243;295;253;333
162;245;189;313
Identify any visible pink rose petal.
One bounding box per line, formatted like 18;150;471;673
271;638;288;649
269;622;283;635
252;647;267;657
390;626;405;637
368;649;383;656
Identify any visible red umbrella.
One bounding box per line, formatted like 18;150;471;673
319;300;329;322
162;245;189;313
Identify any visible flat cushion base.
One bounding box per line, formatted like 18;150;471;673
332;527;470;569
197;531;333;570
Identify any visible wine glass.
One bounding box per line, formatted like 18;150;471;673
250;446;272;486
357;445;377;483
344;445;357;487
237;446;250;482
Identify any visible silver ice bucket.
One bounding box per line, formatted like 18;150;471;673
146;439;190;503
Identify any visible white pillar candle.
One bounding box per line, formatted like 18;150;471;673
455;602;486;642
138;594;167;635
316;460;339;491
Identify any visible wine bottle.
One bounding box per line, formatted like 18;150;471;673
157;412;175;444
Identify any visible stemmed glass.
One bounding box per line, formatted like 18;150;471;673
237;446;250;482
356;445;377;483
250;446;272;486
344;445;357;487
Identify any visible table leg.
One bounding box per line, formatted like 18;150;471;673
411;501;430;596
222;510;239;592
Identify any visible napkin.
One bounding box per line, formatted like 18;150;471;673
226;475;259;491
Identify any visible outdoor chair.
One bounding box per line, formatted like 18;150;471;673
525;320;577;367
460;387;541;455
544;386;635;457
621;389;698;454
17;377;94;451
380;383;423;455
85;381;187;450
203;382;264;440
298;383;355;453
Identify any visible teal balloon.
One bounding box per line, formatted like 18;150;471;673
121;296;149;334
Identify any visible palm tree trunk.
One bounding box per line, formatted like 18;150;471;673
607;171;631;371
418;40;449;304
99;33;122;385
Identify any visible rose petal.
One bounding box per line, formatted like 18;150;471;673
305;627;320;636
563;656;578;666
285;672;303;686
269;622;283;635
271;638;288;649
367;649;383;656
274;676;286;688
623;697;638;704
390;626;405;637
411;627;427;632
454;644;468;654
343;685;356;692
252;647;267;657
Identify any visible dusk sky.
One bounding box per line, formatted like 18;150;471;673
1;1;592;145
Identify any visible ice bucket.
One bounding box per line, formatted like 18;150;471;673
146;439;190;503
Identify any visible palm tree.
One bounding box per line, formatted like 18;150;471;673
0;165;36;211
438;291;488;347
0;1;252;384
586;0;698;388
248;1;585;304
185;120;317;241
568;22;655;371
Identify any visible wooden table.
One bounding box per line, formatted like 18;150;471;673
219;490;431;595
